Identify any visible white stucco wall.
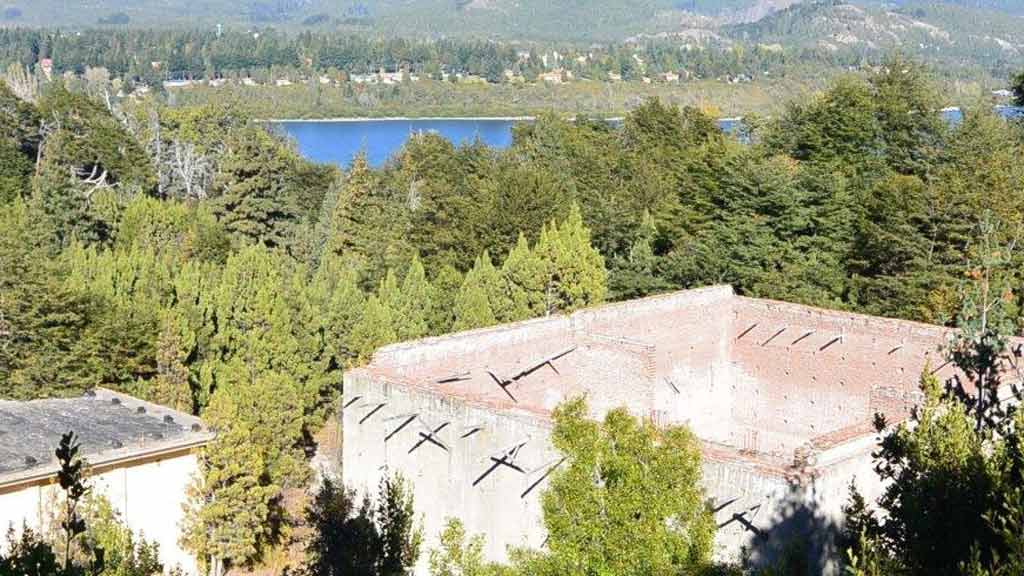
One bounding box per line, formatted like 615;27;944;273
0;452;201;575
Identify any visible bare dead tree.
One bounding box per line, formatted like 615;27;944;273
73;164;111;200
169;140;213;200
2;63;39;102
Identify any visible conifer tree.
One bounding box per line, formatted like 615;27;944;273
499;234;547;322
428;264;463;335
210;127;298;249
397;256;432;341
311;254;366;367
453;252;501;331
0;199;102;398
150;312;195;413
534;205;608;314
184;359;309;574
349;295;398;363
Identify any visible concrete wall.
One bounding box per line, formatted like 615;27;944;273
0;453;201;575
728;297;950;457
342;375;557;570
340;287;972;574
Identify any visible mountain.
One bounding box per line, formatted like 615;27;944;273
1;0;1023;49
0;0;791;39
724;1;1024;71
879;0;1024;16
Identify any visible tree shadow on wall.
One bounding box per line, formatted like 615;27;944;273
734;480;843;576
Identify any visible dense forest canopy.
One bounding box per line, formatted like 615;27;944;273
2;54;1024;573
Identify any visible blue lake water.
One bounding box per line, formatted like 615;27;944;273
274;119;517;168
277;108;1021;168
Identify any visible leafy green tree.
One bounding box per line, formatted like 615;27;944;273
79;496;164;576
845;217;1024;574
608;211;673;300
764;75;881;169
377;474;422;576
428;519;505;576
515;398;714;576
869;55;946;176
300;474;421;576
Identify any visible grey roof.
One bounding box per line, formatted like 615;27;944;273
0;389;214;486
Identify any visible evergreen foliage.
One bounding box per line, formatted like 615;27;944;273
844;217;1024;575
299;474;421;576
1013;71;1024;107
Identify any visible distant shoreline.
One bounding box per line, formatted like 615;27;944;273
261;116;538;123
261;115;745;124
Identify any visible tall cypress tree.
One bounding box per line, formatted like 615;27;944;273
453;252;501;331
534;204;608;314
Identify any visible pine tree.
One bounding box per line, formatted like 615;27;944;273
210;127;298;249
534;205;608;314
427;264;463;335
396;256;432;341
453;252;501;331
150;312;195;413
183;360;308;573
499;233;547;322
349;295;398;363
0;199;103;398
311;254;366;368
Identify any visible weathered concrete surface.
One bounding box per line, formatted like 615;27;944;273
341;286;981;574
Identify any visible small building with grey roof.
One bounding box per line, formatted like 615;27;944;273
0;388;214;574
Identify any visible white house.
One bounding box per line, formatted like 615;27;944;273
0;389;214;574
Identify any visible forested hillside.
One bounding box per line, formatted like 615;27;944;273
728;1;1024;77
0;0;755;39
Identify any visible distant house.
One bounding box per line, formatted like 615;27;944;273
38;58;53;80
242;77;258;86
539;70;565;84
163;79;194;89
607;71;623;82
660;71;680;83
275;78;293;87
0;389;214;574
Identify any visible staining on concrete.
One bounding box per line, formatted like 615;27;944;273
341;285;996;574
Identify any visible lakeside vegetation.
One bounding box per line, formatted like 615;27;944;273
3;45;1024;574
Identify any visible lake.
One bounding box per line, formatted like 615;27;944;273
276;108;1020;168
274;118;520;168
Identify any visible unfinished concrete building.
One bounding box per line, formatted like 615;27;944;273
0;389;214;574
342;285;962;573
